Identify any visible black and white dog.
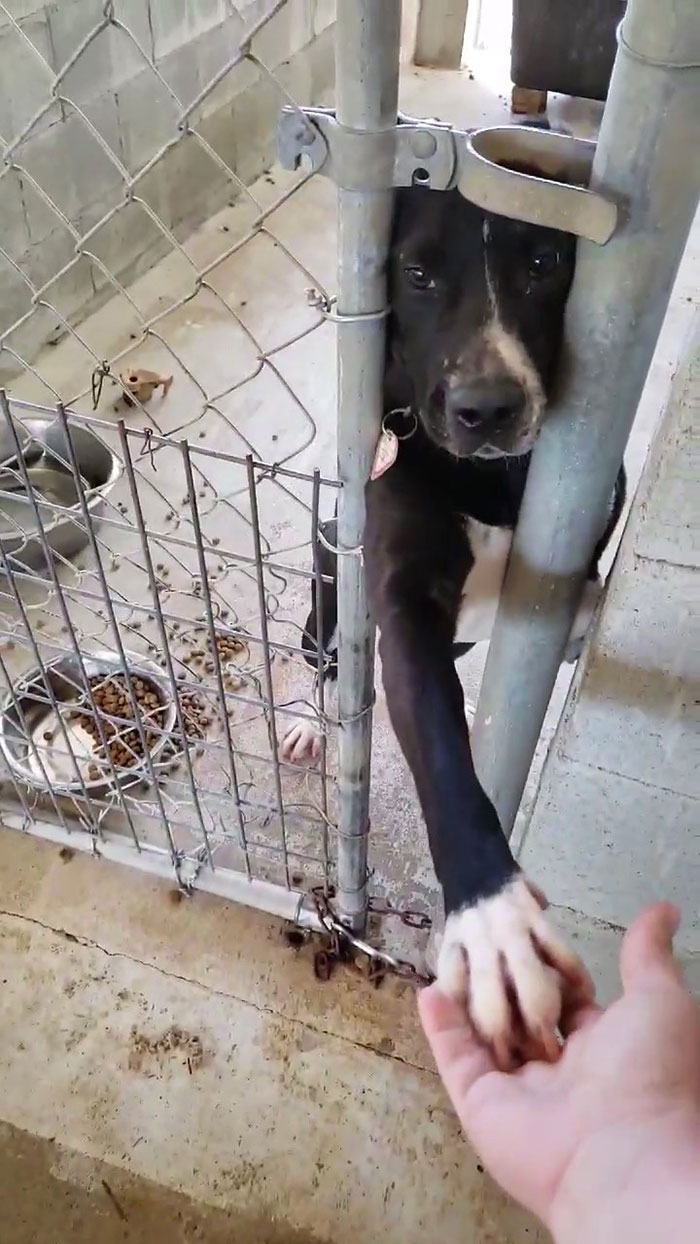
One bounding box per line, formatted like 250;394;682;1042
282;163;625;1068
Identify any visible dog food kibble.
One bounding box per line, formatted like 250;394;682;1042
213;633;247;664
180;691;210;741
76;673;166;770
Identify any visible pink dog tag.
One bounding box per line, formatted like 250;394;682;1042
371;428;398;479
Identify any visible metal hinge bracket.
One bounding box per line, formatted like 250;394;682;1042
277;107;618;245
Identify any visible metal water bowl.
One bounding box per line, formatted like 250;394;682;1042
0;414;122;573
0;650;177;797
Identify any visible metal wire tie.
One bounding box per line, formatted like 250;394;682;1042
306;287;390;324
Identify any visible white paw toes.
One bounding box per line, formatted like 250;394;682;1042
280;718;323;766
437;877;594;1069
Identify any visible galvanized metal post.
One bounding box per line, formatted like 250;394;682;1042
334;0;401;930
472;0;700;834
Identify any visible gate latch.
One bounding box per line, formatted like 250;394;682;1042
277;107;618;245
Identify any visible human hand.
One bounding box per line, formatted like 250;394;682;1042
419;903;700;1241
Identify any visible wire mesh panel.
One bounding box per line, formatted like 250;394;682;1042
0;396;341;893
0;0;343;909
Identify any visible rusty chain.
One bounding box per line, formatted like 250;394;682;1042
306;887;435;988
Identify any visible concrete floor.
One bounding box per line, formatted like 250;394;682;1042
0;831;548;1244
1;31;699;1244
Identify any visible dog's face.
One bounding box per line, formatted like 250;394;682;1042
388;183;577;459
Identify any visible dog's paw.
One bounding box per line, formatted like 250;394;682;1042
437;876;594;1069
280;718;323;765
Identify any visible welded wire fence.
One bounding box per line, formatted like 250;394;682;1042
0;0;346;909
0;396;340;891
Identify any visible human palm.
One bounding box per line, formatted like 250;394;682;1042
419;904;700;1233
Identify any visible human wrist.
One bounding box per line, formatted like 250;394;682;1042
549;1113;700;1244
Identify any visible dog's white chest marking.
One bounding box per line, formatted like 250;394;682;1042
454;517;603;651
455;519;513;643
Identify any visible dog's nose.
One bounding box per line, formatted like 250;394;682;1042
447;379;525;428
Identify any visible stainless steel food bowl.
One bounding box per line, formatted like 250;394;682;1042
0;466;85;545
0;414;122;573
0;650;178;796
0;412;34;472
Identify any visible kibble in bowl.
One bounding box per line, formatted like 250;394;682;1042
0;650;178;794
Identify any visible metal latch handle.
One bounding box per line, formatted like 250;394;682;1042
457;126;618;244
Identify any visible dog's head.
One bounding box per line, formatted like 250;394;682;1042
387;174;577;460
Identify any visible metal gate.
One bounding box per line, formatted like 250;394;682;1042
0;0;354;935
0;0;697;970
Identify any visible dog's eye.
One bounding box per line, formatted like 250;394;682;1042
405;265;435;290
528;249;559;280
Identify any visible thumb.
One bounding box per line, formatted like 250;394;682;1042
620;902;683;993
419;985;496;1108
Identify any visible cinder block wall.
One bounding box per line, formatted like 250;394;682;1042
0;0;335;377
520;319;700;957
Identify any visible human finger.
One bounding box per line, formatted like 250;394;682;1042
620;903;683;994
559;999;603;1037
419;984;498;1102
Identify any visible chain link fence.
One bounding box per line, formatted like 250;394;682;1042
0;0;352;921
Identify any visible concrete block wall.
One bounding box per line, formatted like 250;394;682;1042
519;318;700;958
0;0;336;379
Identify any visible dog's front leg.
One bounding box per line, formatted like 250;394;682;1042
376;594;593;1069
